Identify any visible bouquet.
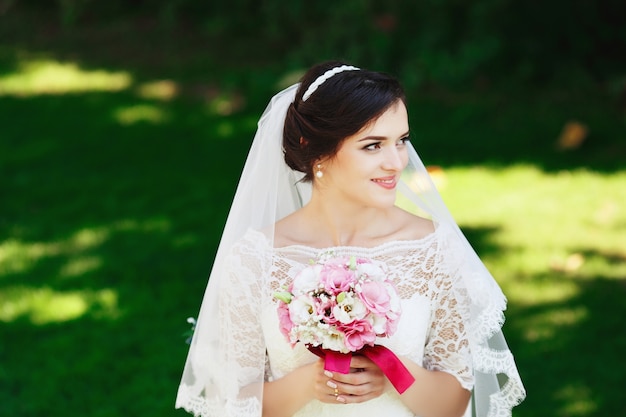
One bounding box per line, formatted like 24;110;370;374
274;252;415;393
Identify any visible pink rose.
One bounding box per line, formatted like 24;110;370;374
384;314;399;335
341;319;376;351
358;281;391;315
319;261;355;294
316;296;339;324
277;304;293;340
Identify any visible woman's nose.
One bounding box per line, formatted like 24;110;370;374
382;147;406;171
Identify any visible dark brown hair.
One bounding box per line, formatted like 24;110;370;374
283;61;406;181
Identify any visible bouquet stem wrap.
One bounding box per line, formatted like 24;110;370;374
309;345;415;394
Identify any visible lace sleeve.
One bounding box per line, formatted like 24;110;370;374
219;239;267;385
422;237;474;391
176;232;269;417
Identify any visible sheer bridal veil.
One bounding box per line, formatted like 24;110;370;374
176;82;526;417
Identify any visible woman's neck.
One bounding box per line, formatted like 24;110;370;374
302;193;396;247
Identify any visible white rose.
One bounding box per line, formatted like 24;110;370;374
333;293;367;323
289;296;316;324
292;265;322;295
322;329;349;353
357;262;386;282
370;313;388;334
385;283;402;314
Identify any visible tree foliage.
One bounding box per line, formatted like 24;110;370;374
9;0;626;90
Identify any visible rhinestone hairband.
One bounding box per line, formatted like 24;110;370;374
301;65;360;102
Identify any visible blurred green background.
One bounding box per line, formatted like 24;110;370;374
1;1;625;416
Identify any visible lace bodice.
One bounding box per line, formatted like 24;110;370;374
212;224;474;417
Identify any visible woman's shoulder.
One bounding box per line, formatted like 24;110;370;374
388;206;436;241
227;228;273;256
219;229;276;278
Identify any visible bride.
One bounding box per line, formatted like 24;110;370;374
176;61;525;417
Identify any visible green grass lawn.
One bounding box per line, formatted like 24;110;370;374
1;10;625;417
442;165;626;416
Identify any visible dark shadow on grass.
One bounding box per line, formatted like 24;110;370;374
0;89;252;416
505;274;626;417
445;227;626;417
579;248;626;266
457;224;503;259
407;92;626;173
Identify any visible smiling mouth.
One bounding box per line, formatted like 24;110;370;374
371;177;397;188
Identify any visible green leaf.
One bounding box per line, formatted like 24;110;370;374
273;291;292;304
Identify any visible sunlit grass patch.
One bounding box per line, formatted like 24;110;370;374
0;227;109;275
440;165;626;285
0;286;120;324
0;218;171;273
521;303;588;342
556;383;597;416
0;218;172;325
135;79;179;101
204;92;245;116
113;103;170;125
0;57;132;96
505;279;580;307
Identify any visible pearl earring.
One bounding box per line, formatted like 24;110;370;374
315;164;323;179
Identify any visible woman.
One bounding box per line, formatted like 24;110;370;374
176;62;525;417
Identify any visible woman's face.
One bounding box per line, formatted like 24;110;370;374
320;100;410;209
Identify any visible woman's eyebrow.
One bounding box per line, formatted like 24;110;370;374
357;131;410;142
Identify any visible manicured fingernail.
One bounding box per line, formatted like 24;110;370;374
326;380;337;389
336;395;346;403
324;370;333;378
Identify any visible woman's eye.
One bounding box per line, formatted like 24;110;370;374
364;142;382;151
398;136;411;145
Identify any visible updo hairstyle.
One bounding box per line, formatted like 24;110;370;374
283;61;406;182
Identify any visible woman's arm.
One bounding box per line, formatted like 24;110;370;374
393;238;474;417
396;358;471;417
262;362;316;417
263;358;359;417
324;355;470;417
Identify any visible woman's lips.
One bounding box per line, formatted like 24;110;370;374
371;176;398;189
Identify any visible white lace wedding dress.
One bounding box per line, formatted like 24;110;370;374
177;221;526;417
222;223;474;417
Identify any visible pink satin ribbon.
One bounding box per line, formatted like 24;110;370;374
308;345;416;394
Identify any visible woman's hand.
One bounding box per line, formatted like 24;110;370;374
313;355;389;404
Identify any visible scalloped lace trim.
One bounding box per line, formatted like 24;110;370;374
176;384;261;417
